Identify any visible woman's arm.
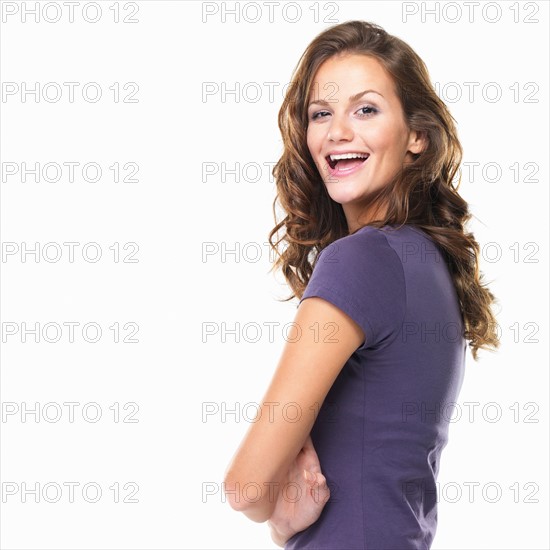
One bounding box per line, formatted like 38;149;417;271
223;296;364;523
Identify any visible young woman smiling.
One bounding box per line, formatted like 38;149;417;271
223;20;500;549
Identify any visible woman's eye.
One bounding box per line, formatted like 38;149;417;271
357;105;378;116
310;111;329;120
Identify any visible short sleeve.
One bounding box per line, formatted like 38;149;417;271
299;228;407;352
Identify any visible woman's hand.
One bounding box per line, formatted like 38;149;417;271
267;435;330;547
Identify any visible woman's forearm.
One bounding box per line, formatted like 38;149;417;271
224;473;285;523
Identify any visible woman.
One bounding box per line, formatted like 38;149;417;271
223;20;500;549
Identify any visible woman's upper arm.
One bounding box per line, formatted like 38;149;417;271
223;295;364;511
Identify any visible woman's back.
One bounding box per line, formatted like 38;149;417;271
286;224;467;549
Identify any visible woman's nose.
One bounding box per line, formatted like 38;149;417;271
327;114;353;142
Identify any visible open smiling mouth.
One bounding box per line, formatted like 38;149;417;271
326;152;370;171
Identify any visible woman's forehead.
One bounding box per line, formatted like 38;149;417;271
308;55;394;103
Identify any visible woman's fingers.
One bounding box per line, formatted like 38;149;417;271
303;470;329;490
308;472;328;488
303;469;316;485
313;473;330;504
315;472;326;485
306;471;330;504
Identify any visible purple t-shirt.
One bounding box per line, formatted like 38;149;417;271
285;224;466;550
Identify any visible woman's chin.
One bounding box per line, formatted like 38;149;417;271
326;189;364;205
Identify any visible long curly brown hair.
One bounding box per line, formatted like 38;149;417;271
267;20;500;361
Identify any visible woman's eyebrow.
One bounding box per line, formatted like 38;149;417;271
308;89;384;107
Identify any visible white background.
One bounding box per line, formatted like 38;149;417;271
0;0;548;548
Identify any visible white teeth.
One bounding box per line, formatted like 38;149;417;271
329;152;369;161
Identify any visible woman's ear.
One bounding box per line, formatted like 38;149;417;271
408;129;428;155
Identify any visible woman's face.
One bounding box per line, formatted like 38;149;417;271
306;53;424;230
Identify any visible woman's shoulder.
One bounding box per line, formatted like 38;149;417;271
315;225;411;273
315;224;438;275
322;224;424;255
